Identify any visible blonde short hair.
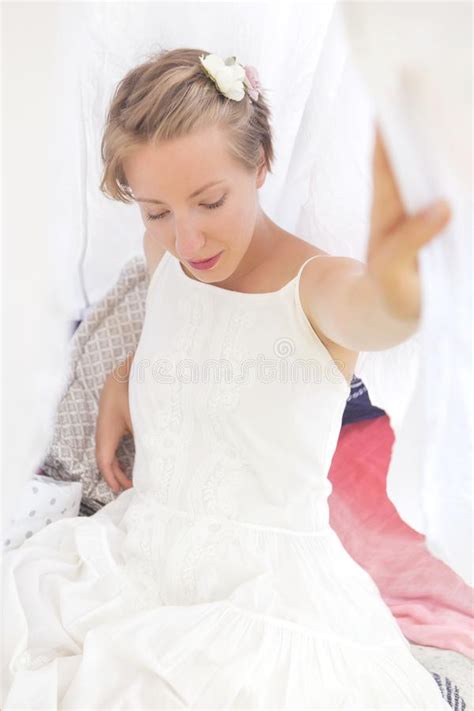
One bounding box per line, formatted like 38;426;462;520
99;47;275;203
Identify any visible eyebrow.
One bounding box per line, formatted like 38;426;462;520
134;180;226;205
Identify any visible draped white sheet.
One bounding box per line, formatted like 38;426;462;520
3;1;471;585
341;1;472;587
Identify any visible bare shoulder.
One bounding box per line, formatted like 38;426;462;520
278;233;364;275
143;230;167;280
281;235;362;386
301;252;366;281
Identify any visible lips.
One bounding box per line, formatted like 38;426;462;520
188;251;223;270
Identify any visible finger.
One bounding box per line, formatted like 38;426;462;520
370;124;406;243
112;458;133;490
95;411;126;491
97;458;120;494
95;450;121;493
389;199;452;255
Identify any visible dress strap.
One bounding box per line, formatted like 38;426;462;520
295;254;326;283
292;253;329;347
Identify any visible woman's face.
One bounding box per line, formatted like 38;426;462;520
123;124;268;281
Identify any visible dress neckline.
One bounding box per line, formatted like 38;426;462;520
173;251;322;298
161;250;352;396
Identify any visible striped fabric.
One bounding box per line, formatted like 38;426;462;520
431;673;467;711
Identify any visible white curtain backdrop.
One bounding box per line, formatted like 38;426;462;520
3;1;471;585
342;1;472;587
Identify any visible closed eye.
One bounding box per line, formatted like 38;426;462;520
146;194;227;222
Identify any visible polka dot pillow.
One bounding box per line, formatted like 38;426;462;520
2;474;82;551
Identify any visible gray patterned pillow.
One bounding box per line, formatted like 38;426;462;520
40;256;148;515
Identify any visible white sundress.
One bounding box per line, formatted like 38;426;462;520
1;249;451;710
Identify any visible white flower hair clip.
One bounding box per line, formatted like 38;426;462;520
199;53;261;103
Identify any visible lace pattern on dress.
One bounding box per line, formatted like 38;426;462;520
188;304;259;522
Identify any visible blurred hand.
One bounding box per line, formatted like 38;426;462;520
366;124;452;322
95;354;134;494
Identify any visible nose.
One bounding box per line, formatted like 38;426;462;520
175;221;206;261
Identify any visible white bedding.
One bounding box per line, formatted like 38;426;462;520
3;476;82;552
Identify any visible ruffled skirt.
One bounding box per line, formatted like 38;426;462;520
2;488;451;710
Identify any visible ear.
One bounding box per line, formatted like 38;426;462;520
256;146;267;188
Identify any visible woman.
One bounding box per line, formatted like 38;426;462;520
2;48;451;709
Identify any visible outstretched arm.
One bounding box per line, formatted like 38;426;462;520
301;126;452;352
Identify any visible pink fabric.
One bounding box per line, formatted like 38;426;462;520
328;415;474;659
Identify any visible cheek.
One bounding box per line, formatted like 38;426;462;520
224;198;254;230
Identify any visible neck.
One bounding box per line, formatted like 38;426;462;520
222;209;281;286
